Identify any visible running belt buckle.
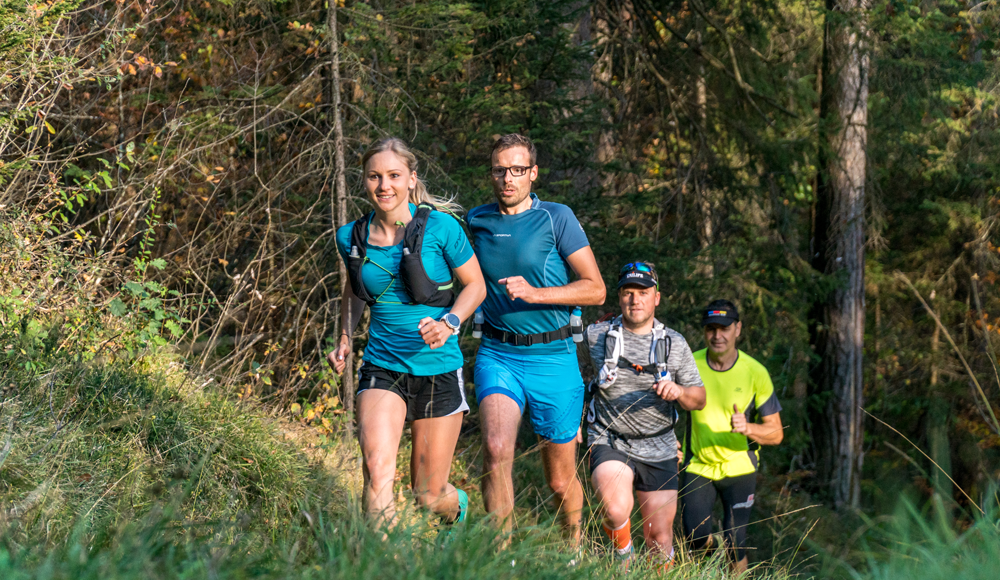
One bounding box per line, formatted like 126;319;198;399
498;331;533;346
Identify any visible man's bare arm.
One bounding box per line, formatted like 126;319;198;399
732;410;784;445
498;246;606;306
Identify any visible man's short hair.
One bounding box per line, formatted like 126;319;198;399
491;134;537;166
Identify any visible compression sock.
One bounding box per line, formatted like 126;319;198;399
602;518;633;558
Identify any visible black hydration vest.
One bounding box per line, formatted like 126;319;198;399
346;203;456;307
587;317;676;441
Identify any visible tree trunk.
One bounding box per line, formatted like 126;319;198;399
810;0;868;510
592;5;615;192
329;0;354;421
927;320;953;523
694;29;714;276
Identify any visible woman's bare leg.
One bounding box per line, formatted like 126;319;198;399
410;412;464;520
357;389;407;527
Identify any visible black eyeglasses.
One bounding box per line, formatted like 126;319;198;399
490;165;532;179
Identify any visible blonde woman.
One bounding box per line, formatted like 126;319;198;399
328;137;485;528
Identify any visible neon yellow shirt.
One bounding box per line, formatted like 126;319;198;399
685;349;782;481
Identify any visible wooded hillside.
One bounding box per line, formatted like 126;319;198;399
3;0;1000;568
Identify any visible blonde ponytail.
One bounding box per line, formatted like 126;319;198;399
360;138;462;214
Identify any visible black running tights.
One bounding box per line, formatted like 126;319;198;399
681;471;757;562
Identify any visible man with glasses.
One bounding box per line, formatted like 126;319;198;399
682;300;783;573
584;262;705;570
467;134;606;543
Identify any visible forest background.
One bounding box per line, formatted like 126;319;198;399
2;0;1000;578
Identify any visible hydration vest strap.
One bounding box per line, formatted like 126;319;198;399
650;325;671;380
481;322;572;347
599;322;624;387
347;205;457;308
616;356;659;376
599;317;672;388
348;214;378;306
399;203;456;307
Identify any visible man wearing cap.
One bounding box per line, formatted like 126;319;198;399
467;133;606;543
584;262;705;570
681;299;784;573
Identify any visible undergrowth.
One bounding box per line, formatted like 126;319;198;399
0;356;315;546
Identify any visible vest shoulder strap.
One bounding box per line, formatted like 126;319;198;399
402;203;434;252
349;213;371;257
347;213;376;306
598;317;673;385
651;322;670;371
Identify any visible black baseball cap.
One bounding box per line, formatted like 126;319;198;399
617;262;658;290
701;299;739;326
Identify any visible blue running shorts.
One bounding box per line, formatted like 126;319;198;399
474;346;585;444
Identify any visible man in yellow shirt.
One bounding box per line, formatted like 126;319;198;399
682;300;783;573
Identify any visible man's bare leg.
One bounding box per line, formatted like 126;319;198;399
637;489;679;564
479;394;522;533
592;459;636;562
540;438;583;544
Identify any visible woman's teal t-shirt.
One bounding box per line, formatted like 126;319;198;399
336;205;474;376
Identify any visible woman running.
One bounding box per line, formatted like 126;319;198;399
328;137;486;528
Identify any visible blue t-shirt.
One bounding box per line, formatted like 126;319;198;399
336;205;474;375
467;193;590;355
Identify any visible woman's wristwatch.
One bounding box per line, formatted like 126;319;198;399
440;313;461;335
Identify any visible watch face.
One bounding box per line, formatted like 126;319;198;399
443;313;460;329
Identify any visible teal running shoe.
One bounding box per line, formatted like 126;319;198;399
441;488;468;543
455;488;468;524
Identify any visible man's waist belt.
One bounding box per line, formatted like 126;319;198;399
481;322;572;347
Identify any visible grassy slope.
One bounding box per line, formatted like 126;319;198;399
2;350;998;579
0;349;800;579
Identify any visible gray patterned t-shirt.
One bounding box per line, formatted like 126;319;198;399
585;319;704;462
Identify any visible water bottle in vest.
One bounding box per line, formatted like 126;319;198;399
473;308;484;339
350;246;360;258
402;247;411;256
570;307;583;343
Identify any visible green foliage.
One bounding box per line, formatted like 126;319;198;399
0;209;189;368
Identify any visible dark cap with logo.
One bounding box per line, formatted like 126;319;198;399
701;299;740;326
617;262;658;289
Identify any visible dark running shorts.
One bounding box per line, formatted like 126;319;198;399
589;444;679;492
356;361;469;422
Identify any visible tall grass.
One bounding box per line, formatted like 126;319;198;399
849;499;1000;580
0;338;796;578
0;482;803;579
0;355;315;544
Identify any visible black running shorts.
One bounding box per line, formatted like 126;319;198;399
589;444;679;492
356;361;469;422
